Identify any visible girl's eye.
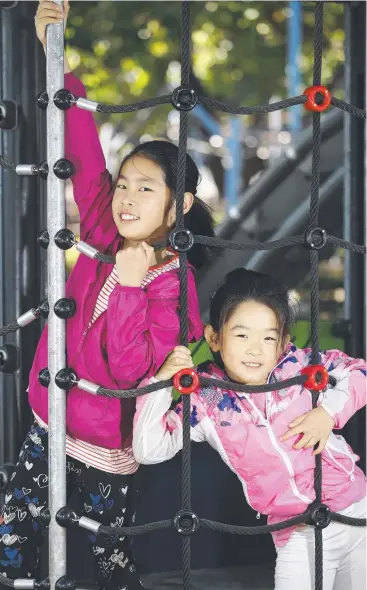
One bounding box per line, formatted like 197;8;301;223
236;334;247;339
139;187;153;192
117;184;126;190
265;337;277;342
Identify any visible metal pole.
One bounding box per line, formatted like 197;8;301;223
0;2;20;469
343;2;365;358
287;1;302;132
46;5;66;588
365;2;367;361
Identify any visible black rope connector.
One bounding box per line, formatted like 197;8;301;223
305;502;331;529
54;298;76;319
38;368;50;388
34;579;50;590
37;507;51;527
37;299;50;319
0;463;15;493
56;506;80;528
171;85;197;111
0;344;20;373
37;91;49;110
38;229;50;249
173;510;200;535
55;368;77;391
53;158;75;180
54;228;76;250
0;99;18;131
53;89;75;111
304;226;327;250
55;577;76;590
169;228;194;252
34;161;49;180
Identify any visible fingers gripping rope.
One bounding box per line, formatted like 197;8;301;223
1;2;366;590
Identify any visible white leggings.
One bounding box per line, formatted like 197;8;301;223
274;497;366;590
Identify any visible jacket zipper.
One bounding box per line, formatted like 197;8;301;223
264;350;293;420
325;442;356;482
242;392;313;505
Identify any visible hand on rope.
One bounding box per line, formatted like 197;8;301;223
279;406;335;455
156;346;194;381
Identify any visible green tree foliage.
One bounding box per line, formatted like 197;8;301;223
66;1;344;122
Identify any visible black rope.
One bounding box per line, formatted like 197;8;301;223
327;235;366;254
0;573;14;588
330;513;366;527
89;512;367;540
95;374;306;399
97;378;172;399
330;96;366;119
96;94;171;114
99;520;172;537
94;252;114;264
0;154;16;172
201;514;307;536
194;234;304;251
199;94;308;114
310;5;324;589
200;374;307;394
177;4;192;588
0;321;20;336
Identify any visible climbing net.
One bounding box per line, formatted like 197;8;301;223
0;2;366;590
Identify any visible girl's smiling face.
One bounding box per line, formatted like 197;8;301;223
205;300;289;385
112;155;174;245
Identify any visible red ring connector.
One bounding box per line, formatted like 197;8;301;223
173;368;200;395
301;365;329;391
303;86;331;112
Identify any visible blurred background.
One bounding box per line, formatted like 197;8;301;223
0;1;365;588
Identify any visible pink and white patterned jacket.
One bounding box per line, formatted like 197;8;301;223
133;343;366;547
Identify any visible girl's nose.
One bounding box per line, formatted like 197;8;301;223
247;343;262;355
122;197;135;207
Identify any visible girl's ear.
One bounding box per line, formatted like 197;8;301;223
167;192;195;227
204;324;220;352
282;334;290;353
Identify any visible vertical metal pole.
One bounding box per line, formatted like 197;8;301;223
365;2;367;361
0;3;20;469
343;2;365;359
46;6;66;588
287;1;302;131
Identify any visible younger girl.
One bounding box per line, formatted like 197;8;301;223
0;2;214;589
133;268;366;590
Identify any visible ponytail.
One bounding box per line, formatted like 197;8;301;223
184;196;215;269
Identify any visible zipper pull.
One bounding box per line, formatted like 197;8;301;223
256;512;261;520
350;474;355;482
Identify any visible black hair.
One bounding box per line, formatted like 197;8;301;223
120;140;215;269
210;268;295;348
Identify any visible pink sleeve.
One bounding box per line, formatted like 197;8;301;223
106;268;203;388
318;350;366;429
64;73;116;248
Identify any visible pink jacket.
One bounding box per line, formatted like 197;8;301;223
28;73;203;449
133;344;366;547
